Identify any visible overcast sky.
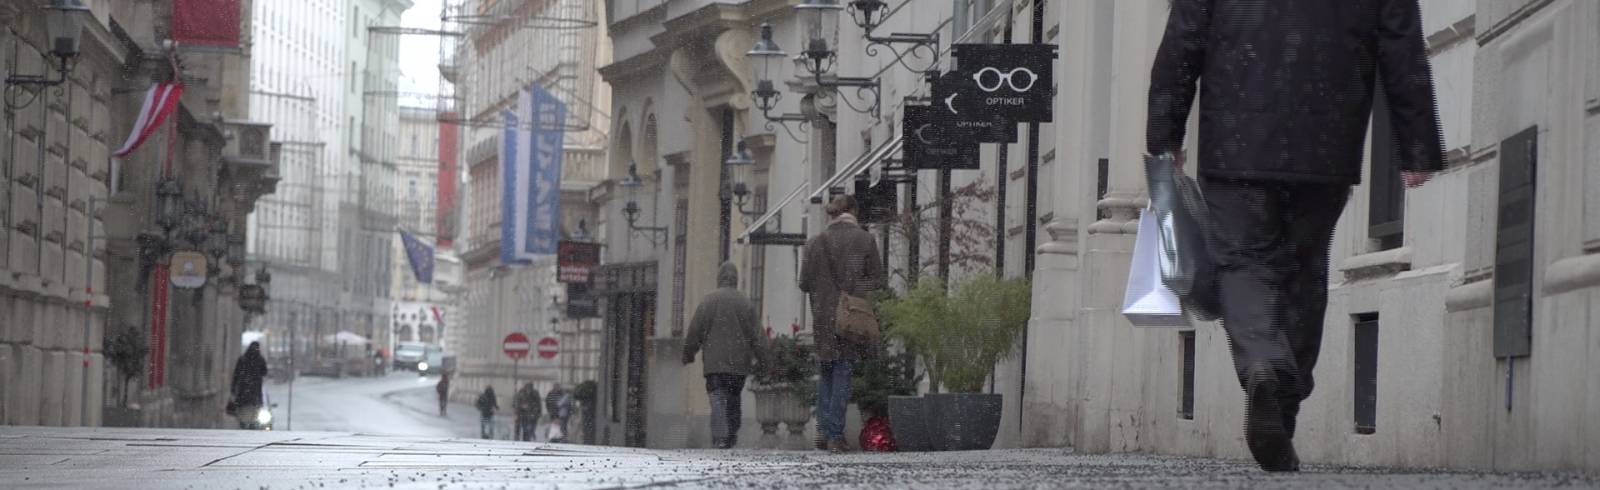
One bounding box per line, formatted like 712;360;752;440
397;0;444;109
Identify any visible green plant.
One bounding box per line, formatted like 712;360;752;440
850;350;921;418
573;380;597;405
103;326;148;407
881;276;1031;394
755;335;817;403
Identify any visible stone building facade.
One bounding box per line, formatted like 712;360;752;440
2;0;275;429
1021;0;1600;474
448;0;609;408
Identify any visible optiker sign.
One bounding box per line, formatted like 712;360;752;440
940;43;1058;124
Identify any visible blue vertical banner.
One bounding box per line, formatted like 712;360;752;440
523;83;566;257
499;107;524;264
499;83;566;264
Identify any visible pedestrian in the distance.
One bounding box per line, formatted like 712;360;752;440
1146;0;1445;472
228;341;269;429
435;372;451;416
544;383;569;442
799;195;884;453
683;262;770;449
476;386;498;439
513;382;542;442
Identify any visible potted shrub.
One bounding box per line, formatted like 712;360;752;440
574;380;597;444
850;349;920;451
881;275;1031;451
750;335;816;439
103;325;148;427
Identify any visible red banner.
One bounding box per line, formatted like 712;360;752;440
436;116;459;248
148;264;170;388
171;0;242;47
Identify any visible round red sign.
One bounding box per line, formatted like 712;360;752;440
536;336;559;359
502;332;531;360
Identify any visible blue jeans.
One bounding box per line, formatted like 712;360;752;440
815;360;853;441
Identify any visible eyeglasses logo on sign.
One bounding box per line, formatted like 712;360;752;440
972;67;1038;93
939;43;1058;124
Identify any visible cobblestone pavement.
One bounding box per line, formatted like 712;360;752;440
0;427;1594;489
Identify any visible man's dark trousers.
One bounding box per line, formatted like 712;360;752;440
1203;177;1351;437
705;374;746;447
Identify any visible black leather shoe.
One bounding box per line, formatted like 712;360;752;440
1244;363;1299;472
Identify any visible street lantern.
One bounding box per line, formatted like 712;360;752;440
226;234;246;268
846;0;888;31
725;141;755;206
207;217;229;259
45;0;91;59
618;160;667;244
5;0;91;91
155;179;184;232
747;22;786;114
619;160;643;227
795;0;843;78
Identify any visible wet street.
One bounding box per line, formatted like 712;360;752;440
263;372;498;438
2;424;1596;489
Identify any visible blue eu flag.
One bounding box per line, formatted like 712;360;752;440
401;230;434;284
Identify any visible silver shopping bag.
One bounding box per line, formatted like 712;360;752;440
1144;154;1219;322
1122;208;1191;327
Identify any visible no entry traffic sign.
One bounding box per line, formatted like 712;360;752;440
537;336;559;359
503;332;531;360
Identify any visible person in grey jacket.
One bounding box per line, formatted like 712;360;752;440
682;262;769;449
800;195;884;452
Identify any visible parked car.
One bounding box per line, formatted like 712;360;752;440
394;342;442;372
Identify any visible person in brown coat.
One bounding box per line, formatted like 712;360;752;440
682;262;769;449
799;195;884;452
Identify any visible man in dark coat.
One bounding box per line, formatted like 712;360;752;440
476;386;498;439
435;372;451;416
800;195;885;453
513;382;542;442
683;262;770;449
1147;0;1445;472
230;341;269;428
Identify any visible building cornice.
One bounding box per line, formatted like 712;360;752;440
598;46;670;84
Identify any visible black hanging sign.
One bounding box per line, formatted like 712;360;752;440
854;177;900;224
931;72;1019;143
902;105;980;170
942;43;1058;124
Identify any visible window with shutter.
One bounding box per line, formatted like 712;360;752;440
1353;313;1380;434
1369;80;1405;251
1493;126;1538;358
1178;331;1196;420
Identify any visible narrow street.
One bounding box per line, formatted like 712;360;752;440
263;373;515;440
1;426;1596;489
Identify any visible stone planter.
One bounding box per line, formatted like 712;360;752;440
779;388;812;437
926;393;1003;451
887;395;932;451
890;393;1003;451
750;382;789;436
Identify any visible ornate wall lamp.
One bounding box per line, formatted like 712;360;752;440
846;0;942;72
723;141;763;219
619;161;668;246
791;0;881;117
747;22;810;143
4;0;90;91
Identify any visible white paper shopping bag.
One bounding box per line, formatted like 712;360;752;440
1122;208;1192;327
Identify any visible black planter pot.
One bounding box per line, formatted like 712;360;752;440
926;393;1003;451
886;395;933;452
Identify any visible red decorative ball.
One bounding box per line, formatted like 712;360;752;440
859;416;897;452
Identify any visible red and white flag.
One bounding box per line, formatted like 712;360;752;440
110;82;183;194
113;82;184;158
